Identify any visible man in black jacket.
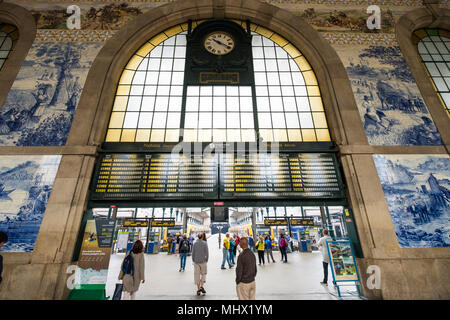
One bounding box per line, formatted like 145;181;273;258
235;237;257;300
0;232;8;285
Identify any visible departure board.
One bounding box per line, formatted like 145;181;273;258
91;154;218;200
91;152;344;201
219;153;343;199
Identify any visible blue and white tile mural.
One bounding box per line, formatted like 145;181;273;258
0;155;61;252
335;45;443;146
0;42;103;146
373;154;450;247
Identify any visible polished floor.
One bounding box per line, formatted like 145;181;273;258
105;234;361;300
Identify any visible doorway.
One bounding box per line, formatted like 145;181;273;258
88;204;352;299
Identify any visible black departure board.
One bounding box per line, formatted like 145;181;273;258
219;153;343;199
91;154;218;200
91;153;344;201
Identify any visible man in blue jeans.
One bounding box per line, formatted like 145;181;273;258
221;233;232;269
179;235;190;272
317;229;331;284
228;236;236;265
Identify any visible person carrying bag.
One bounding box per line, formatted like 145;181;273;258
117;240;145;300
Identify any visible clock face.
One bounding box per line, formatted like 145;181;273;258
203;32;235;55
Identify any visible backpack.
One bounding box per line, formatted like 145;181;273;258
122;253;134;276
281;238;287;248
181;240;189;252
229;239;235;250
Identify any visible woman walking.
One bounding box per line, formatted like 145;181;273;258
118;240;145;300
255;235;265;265
179;235;190;272
264;235;276;263
192;232;209;295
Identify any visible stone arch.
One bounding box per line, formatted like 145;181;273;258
0;2;36;107
67;0;366;148
396;5;450;145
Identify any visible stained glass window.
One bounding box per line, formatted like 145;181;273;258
105;21;330;143
0;23;18;71
414;28;450;116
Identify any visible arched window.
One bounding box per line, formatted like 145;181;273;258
105;21;330;143
0;23;18;71
413;28;450;116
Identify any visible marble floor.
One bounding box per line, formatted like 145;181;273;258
105;234;362;300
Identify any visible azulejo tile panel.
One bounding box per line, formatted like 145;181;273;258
373;154;450;248
334;44;443;145
0;155;61;252
0;40;104;146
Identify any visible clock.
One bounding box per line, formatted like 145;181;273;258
203;31;235;55
186;20;254;85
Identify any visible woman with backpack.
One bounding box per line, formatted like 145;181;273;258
179;235;190;272
118;240;145;300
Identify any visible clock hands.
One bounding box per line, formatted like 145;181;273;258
212;38;232;50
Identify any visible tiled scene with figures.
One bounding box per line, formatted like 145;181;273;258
0;155;61;252
335;44;443;145
0;42;103;146
0;0;448;302
373;155;450;248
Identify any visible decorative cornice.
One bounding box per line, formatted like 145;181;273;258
322;31;398;45
35;29;116;42
264;0;425;6
34;28;399;45
6;0;427;7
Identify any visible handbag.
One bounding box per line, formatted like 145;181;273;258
112;283;123;300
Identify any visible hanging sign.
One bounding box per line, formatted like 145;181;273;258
264;218;288;226
151;219;176;227
290;218;315;226
123;220;148;227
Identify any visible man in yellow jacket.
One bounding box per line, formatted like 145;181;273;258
255;235;265;265
221;233;233;269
